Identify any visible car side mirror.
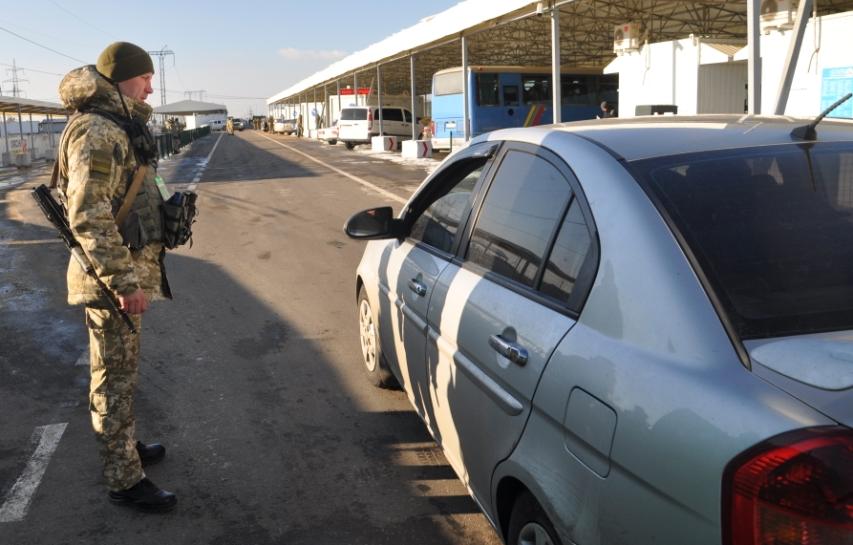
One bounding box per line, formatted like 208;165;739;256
344;206;403;240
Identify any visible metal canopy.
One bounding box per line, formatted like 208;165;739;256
153;99;228;115
269;0;853;107
0;95;69;115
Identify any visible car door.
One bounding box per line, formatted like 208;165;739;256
426;143;583;504
377;143;499;426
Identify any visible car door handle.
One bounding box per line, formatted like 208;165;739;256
489;334;529;366
408;278;427;297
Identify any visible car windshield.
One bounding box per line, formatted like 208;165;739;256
633;142;853;339
341;109;367;121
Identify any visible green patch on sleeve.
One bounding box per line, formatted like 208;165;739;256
89;149;113;180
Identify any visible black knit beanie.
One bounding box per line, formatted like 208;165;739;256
96;42;154;82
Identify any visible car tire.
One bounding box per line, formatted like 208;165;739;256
328;139;337;145
345;142;355;150
357;286;397;388
507;491;563;545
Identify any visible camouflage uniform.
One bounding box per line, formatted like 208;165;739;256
57;65;169;491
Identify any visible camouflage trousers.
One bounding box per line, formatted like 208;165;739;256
85;307;144;491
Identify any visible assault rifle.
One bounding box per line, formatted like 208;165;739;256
31;184;137;333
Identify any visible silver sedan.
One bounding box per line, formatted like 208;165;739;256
345;115;853;545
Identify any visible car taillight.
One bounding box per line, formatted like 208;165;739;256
723;426;853;545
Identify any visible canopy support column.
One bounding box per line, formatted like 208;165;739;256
775;0;813;115
747;0;762;114
551;3;562;123
462;36;469;141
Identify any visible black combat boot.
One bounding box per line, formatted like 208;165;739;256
109;478;177;512
136;441;166;466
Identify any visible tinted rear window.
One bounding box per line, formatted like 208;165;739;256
341;109;368;120
634;142;853;339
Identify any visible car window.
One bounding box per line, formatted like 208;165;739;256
540;198;592;303
341;109;367;121
635;142;853;338
466;150;572;287
404;110;413;123
409;162;486;254
503;85;520;107
381;108;403;122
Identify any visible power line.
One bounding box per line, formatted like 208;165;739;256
48;1;117;40
0;62;63;76
0;25;86;64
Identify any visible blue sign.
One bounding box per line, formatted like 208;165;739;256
821;66;853;118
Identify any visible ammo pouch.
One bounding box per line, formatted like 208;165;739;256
162;191;198;249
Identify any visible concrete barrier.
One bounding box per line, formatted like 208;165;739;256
372;135;397;152
402;140;432;159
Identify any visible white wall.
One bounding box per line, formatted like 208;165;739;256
606;37;748;117
758;10;853;118
698;63;748;114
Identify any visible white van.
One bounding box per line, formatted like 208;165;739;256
337;106;416;149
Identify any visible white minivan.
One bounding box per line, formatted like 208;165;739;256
337;106;416;149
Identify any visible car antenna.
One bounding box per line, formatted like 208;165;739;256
791;92;852;141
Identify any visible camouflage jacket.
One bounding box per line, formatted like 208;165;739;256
57;65;169;307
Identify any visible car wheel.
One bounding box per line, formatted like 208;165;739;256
345;142;355;150
507;491;562;545
357;287;396;388
328;139;337;145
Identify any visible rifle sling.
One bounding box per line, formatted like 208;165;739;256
114;165;146;227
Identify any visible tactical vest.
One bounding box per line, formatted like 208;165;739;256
57;109;164;251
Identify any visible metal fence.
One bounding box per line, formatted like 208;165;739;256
155;125;211;159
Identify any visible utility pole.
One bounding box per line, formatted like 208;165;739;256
184;90;206;101
147;46;175;106
3;59;28;98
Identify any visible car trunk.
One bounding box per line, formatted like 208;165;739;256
745;331;853;427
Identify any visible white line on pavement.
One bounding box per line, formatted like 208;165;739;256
255;133;407;205
187;132;224;191
75;349;89;367
0;239;63;246
0;423;68;523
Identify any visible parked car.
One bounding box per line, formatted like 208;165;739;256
338;106;415;149
232;118;245;131
317;119;339;145
345;115;853;545
273;118;296;135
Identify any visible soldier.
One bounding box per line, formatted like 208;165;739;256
226;117;234;135
56;42;177;512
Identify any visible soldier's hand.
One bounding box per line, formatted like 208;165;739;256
119;288;148;315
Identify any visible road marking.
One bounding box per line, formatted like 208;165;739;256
75;349;89;367
187;132;224;191
0;423;67;523
255;133;407;205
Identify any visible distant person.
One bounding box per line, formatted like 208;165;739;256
226;118;234;135
55;41;181;513
297;114;304;138
600;101;617;118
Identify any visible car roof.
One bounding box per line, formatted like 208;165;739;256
495;114;853;161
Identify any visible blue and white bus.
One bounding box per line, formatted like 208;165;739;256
430;65;618;150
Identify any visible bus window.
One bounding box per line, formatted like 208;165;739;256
522;75;552;104
503;85;520;106
561;75;596;106
477;73;500;106
434;70;464;96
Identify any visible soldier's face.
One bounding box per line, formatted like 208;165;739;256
117;73;154;102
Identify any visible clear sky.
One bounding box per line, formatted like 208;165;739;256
1;0;462;117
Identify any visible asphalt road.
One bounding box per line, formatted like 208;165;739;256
0;131;502;545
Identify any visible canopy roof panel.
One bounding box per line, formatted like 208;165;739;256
0;95;69;115
269;0;853;105
154;99;227;115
